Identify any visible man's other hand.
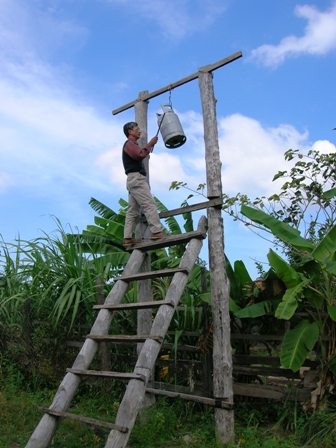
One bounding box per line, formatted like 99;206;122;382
148;136;158;147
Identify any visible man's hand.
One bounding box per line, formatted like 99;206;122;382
148;135;158;147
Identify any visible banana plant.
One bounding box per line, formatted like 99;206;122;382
240;204;336;373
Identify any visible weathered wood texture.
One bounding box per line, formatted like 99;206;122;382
93;299;175;311
104;216;207;448
113;267;188;283
199;69;234;444
96;278;111;372
66;369;146;382
137;197;223;222
25;249;146;448
112;51;242;115
125;227;207;252
39;407;128;432
146;387;234;409
134;92;155;409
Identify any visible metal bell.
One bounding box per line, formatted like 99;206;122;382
156;104;187;148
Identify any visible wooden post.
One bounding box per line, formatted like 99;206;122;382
134;91;155;409
198;70;234;444
95;278;111;372
200;267;212;408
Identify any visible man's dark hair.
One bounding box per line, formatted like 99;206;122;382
123;122;138;137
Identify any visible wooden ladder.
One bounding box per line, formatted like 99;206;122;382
25;215;208;448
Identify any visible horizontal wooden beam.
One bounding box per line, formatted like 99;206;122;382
112;267;189;282
87;334;163;344
146;388;234;410
112;51;242;115
66;368;146;382
137;197;223;223
39;407;128;432
125;227;207;252
233;382;311;402
93;299;175;310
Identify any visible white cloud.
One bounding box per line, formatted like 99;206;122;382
311;139;336;154
250;2;336;67
218;114;310;196
104;0;228;39
0;0;88;61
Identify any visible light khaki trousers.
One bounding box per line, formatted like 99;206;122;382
124;172;161;238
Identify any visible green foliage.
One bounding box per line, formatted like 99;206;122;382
280;320;319;372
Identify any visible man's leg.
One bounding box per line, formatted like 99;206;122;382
124;189;140;239
126;173;162;234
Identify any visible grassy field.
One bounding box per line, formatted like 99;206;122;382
0;380;313;448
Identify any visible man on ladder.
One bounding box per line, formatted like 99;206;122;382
122;121;167;246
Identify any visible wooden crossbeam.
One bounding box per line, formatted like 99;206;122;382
146;388;234;410
39;407;128;433
125;228;207;252
93;299;175;311
137;197;223;223
66;368;146;382
86;334;163;344
112;51;242;115
112;267;189;282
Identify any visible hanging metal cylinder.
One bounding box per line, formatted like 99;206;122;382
156;104;187;148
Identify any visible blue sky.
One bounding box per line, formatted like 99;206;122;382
1;0;335;277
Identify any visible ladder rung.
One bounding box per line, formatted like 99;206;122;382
86;334;163;344
114;267;189;282
93;299;175;311
126;229;207;252
66;368;146;382
38;407;128;433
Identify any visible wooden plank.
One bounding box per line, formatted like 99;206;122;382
125;228;207;252
199;68;233;443
93;299;175;310
86;334;163;344
233;354;319;368
233;383;311;402
233;365;300;378
146;388;234;410
162;343;197;352
112;52;242;115
66;368;146;382
134;92;155;412
137;197;223;222
38;407;128;433
113;267;189;282
232;334;284;341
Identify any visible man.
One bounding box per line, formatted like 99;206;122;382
122;121;167;247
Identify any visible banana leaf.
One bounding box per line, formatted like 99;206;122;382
267;249;302;288
280;320;319;372
327;305;336;322
275;278;310;319
234;300;272;318
241;205;314;252
311;225;336;262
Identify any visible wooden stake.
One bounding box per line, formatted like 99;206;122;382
198;70;234;444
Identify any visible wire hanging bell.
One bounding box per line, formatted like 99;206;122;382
156;104;187;148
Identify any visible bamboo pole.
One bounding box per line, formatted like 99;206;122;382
198;70;234;444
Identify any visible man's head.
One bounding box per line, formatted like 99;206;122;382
123;122;140;139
